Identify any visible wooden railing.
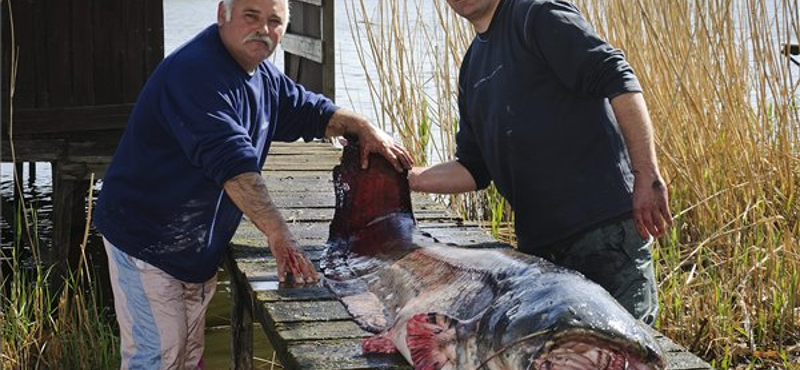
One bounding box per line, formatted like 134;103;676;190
283;0;335;101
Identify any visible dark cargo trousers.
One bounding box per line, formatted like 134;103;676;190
531;216;659;326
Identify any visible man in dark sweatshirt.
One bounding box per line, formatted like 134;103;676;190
94;0;412;368
408;0;672;326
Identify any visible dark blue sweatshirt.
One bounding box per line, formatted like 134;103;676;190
454;0;641;252
95;25;338;283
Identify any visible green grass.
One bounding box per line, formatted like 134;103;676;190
1;174;119;370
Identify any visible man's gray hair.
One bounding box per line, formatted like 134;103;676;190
221;0;291;23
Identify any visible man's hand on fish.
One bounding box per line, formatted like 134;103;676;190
356;126;413;172
323;108;414;172
268;232;319;284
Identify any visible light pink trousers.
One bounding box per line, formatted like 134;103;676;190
104;238;216;370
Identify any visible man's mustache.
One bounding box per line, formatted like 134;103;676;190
244;32;275;50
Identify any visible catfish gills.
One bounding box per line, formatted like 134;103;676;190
322;141;665;370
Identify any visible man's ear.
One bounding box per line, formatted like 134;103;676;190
217;2;226;26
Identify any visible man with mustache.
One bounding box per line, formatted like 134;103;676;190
409;0;671;326
94;0;412;369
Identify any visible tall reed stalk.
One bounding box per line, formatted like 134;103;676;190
348;0;799;367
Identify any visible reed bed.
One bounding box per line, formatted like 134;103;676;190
1;176;119;370
348;0;799;368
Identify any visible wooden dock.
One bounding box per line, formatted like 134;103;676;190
224;141;714;370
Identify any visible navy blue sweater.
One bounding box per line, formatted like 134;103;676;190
95;25;338;283
455;0;641;252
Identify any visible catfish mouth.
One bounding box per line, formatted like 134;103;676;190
531;331;664;370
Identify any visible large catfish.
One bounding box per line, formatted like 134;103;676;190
322;142;665;370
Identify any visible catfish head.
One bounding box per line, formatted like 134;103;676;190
402;271;665;370
467;272;665;370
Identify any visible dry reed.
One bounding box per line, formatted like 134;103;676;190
348;0;799;367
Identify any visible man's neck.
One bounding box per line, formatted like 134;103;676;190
472;0;502;33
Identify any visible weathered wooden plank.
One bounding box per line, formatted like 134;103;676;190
235;219;494;251
290;0;323;7
265;300;351;323
230;234;327;255
6;1;34;109
265;179;335;193
144;0;164;76
286;339;411;370
0;138;64;162
240;220;499;249
271;207;456;223
95;0;126;104
283;0;333;100
271;141;337;150
236;259;279;279
71;0;95;105
650;331;685;353
230;242;326;259
46;0;72;107
271;192;335;208
269;192;448;210
297;1;322;39
256;286;337;302
263;178;443;208
663;351;715;370
231;220;329;245
321;0;335;100
266;154;340;167
2;130;123;165
282;33;324;64
31;0;48;107
413;196;455;210
417;226;498;246
278;321;370;342
12;105;133;134
266;162;337;171
122;0;146;102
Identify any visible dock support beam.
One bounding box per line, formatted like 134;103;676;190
50;161;90;288
229;257;254;370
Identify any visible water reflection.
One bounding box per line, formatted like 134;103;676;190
0;163;53;253
204;272;280;369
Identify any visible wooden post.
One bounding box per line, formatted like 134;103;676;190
229;258;254;370
284;0;335;101
0;2;8;311
50;161;89;287
27;162;35;184
0;2;5;309
321;0;334;101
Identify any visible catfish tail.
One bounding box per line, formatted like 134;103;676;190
328;136;415;255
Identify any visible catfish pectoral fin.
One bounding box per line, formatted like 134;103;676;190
406;313;458;370
341;292;393;332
